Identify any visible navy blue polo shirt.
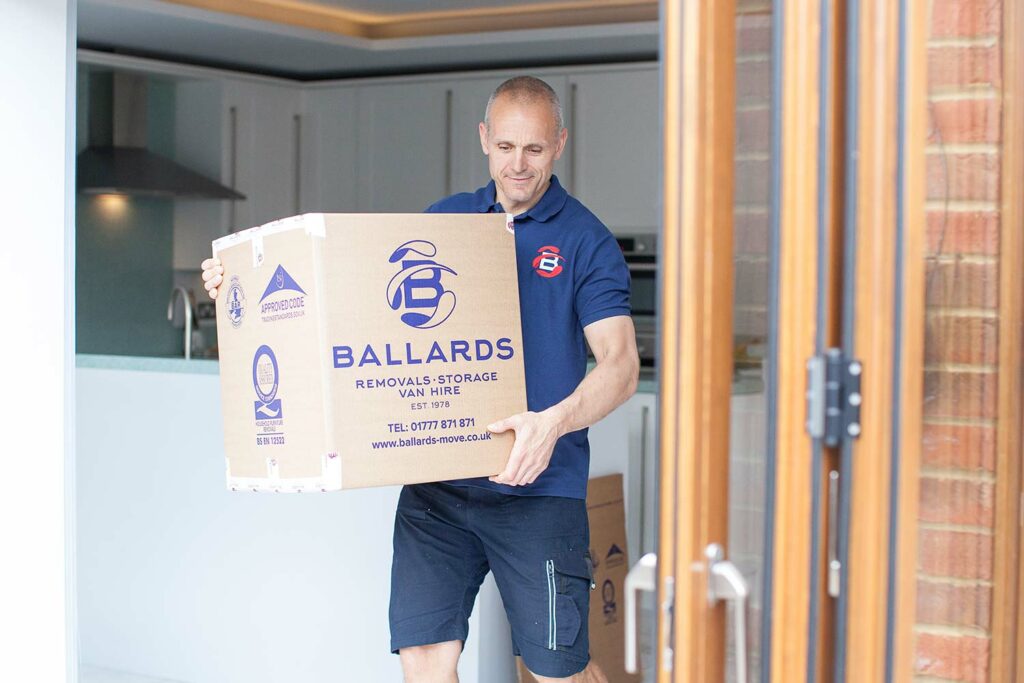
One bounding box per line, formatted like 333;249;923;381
426;175;630;500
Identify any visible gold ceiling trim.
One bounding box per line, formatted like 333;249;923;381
161;0;658;40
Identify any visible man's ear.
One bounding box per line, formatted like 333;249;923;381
553;126;568;161
479;122;490;155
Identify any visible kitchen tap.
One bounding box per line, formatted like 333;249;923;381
167;286;196;360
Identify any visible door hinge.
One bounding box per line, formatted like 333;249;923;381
806;349;863;446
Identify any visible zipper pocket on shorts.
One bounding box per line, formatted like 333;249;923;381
546;559;557;650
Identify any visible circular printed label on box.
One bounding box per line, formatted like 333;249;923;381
252;345;279;404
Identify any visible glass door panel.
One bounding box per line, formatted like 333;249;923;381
729;3;778;680
646;0;825;681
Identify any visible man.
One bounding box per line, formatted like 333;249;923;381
201;76;638;683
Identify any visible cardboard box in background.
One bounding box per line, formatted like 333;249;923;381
517;474;642;683
212;213;527;492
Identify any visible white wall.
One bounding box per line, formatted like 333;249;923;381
0;1;75;681
77;368;404;682
76;366;515;683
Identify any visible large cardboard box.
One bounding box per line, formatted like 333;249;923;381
517;474;641;683
212;213;527;492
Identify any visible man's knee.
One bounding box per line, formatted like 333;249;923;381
528;660;608;683
399;640;461;683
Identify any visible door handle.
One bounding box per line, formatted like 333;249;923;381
625;552;657;674
638;404;650;555
444;88;453;196
228;105;238;231
828;469;841;597
706;543;750;683
293;113;302;214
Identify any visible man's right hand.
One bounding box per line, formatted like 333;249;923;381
201;257;225;299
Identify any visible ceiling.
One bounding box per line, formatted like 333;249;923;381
303;0;586;15
78;0;660;80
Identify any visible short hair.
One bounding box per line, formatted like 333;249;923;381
484;76;564;133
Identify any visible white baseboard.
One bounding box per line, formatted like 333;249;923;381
79;664;189;683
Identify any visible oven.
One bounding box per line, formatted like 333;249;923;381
617;234;658;369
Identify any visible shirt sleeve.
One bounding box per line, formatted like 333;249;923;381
574;228;632;328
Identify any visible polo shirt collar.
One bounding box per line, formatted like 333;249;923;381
473;175;569;223
472;182;499;213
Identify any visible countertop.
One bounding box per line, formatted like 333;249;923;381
77;354;220;375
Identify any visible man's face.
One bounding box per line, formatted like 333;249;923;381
479;95;567;216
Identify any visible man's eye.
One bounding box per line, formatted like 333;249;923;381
498;145;512;152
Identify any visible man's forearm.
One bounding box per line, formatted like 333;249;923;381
545;351;640;437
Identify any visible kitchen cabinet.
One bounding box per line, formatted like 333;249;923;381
172;79;225;270
300;86;360;213
448;74;573;195
354;81;451;212
566;68;660;234
173;78;303;270
224;79;304;230
172;64;659;271
588;389;658;564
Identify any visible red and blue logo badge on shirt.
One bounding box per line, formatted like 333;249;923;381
532;245;566;278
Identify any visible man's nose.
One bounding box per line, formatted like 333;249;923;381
511;149;528;171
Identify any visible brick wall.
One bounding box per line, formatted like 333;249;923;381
914;0;1003;681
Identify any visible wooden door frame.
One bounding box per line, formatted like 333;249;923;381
770;0;825;679
658;0;736;680
841;0;927;679
992;0;1024;679
813;0;849;679
841;0;903;676
660;0;1024;679
888;0;928;679
659;0;826;679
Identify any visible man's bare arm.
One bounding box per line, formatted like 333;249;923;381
548;314;640;435
488;315;640;486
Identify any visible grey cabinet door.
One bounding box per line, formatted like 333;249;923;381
301;87;359;213
221;79;303;231
567;68;659;234
246;82;303;227
173;79;225;269
355;82;450;212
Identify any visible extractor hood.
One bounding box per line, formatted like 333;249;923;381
77;72;244;200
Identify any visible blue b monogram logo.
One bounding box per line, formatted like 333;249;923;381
386;240;458;329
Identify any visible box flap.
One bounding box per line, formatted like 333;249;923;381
212;213;327;256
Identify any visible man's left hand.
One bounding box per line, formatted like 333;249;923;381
487;410;563;486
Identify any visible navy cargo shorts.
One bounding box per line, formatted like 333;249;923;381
389;482;595;679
